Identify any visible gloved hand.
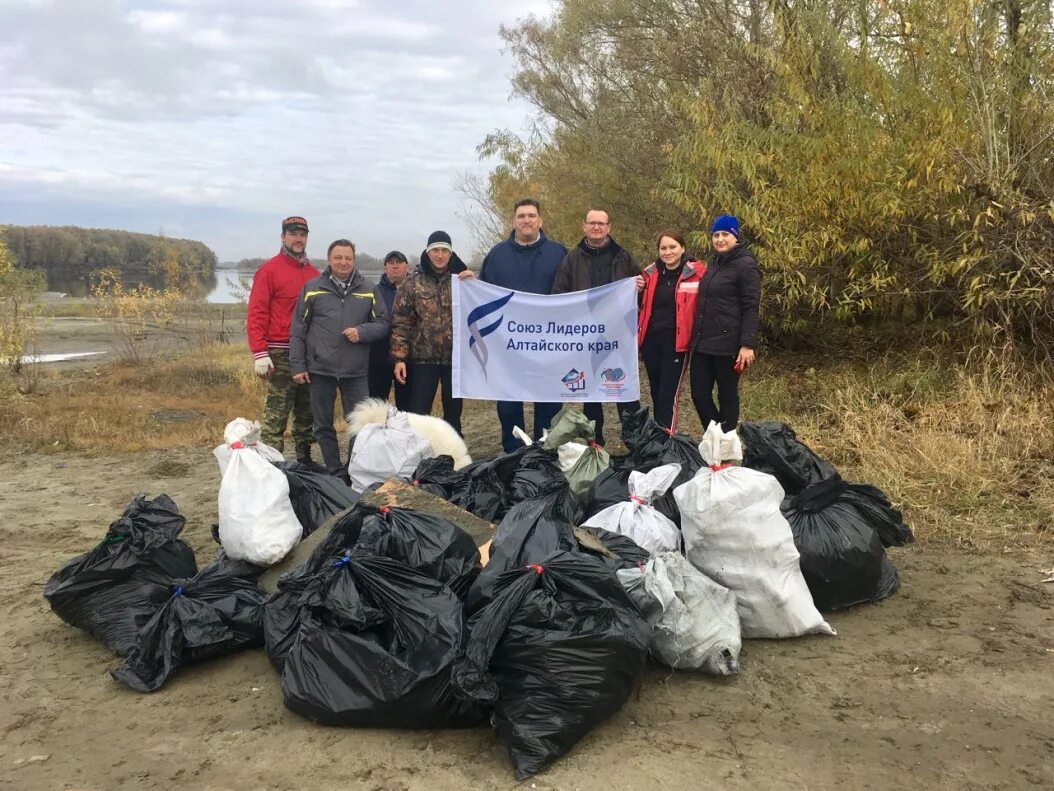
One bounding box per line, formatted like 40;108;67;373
254;356;274;378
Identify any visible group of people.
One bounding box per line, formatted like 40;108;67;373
246;205;761;473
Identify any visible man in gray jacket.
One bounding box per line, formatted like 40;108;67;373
290;239;390;473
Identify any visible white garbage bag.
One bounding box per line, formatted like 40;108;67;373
217;426;302;567
581;463;682;554
556;441;588;472
674;422;835;639
617;552;741;674
347;406;433;491
213;418;285;474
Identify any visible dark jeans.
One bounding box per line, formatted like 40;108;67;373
582;399;640;446
405;362;462;435
690;352;740;432
496;401;561;452
641;330;689;430
367;364;409;410
309;373;369;472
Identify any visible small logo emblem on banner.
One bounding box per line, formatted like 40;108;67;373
561;368;586;392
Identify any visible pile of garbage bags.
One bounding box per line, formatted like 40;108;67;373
43;405;914;781
45;494;268;692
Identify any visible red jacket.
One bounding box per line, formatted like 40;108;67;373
637;258;705;353
246;251;320;358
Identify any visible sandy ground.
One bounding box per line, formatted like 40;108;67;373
0;444;1051;791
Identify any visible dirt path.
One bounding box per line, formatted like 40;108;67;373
1;448;1051;791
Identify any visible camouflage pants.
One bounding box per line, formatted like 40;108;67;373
260;348;314;451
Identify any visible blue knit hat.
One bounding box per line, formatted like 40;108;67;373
710;214;740;239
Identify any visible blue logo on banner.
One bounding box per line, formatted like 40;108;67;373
466;291;514;379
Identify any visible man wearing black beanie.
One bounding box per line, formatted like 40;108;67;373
390;231;475;434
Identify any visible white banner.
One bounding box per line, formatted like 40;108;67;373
452;277;640;402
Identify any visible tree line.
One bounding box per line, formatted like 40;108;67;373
467;0;1054;346
223;251;387;271
2;225;218;285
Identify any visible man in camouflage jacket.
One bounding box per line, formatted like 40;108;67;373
390;230;474;434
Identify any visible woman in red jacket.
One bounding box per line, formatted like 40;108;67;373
634;230;704;430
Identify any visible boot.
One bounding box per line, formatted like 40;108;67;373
295;443;313;464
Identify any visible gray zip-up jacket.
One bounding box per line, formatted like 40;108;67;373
289;267;390;378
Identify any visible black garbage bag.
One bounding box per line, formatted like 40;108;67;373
448;444;564;521
781;477;901;611
574;525;649;572
454;551;650;779
273;460;360;537
416;455;509;522
466;479;578;613
410;455;464;498
356;504;481;598
43;494;198;656
620;406;702;486
281;552;487;728
211;547;266;581
264;506;366;671
265;502;481;670
739;420;839;494
740;420;914;546
581;467;681;527
842;483;915;547
110;562;268;692
507;446;564;503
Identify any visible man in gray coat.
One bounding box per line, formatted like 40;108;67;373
290;239;390;473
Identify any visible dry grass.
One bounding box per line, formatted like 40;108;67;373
729;347;1054;549
0;337;1050;549
0;343;264;452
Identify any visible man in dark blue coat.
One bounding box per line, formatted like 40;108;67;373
368;250;411;409
479;198;567;451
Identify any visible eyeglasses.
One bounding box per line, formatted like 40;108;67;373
585;221;610;227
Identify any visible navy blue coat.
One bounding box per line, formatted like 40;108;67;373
479;231;567;294
369;273;399;368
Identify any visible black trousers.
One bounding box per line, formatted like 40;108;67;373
689;352;740;432
309;373;369;472
582;398;640;445
496;400;560;452
367;364;409;411
640;330;688;430
405;362;462;435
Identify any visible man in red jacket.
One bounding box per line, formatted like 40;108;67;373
246;216;320;460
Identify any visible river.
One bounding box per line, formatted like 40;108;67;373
47;267;384;304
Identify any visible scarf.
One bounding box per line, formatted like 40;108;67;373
329;272;352;297
280;244;311;267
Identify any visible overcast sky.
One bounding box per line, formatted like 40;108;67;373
0;0;550;261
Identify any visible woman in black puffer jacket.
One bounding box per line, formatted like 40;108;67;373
688;214;761;432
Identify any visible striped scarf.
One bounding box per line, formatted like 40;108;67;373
329;273;351;297
280;244;311;266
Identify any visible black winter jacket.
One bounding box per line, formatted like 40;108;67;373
690;245;761;356
289;267;390;378
551;237;639;294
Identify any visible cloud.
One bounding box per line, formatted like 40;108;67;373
0;0;555;259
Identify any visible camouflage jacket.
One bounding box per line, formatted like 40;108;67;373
390;258;465;364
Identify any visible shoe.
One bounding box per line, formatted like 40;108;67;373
295;443;313;463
